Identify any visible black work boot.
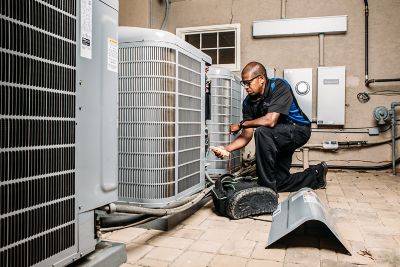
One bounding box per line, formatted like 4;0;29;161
312;161;328;189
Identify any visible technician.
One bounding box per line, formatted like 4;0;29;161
212;62;327;192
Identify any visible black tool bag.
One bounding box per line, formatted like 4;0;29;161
211;174;278;219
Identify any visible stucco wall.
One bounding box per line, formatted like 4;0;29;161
119;0;400;169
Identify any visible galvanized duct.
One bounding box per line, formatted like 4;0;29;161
0;0;77;266
118;29;208;207
206;67;242;176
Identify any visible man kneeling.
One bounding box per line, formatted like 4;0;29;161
212;62;327;194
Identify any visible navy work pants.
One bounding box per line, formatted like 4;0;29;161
254;123;319;192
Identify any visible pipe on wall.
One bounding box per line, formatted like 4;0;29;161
281;0;286;19
319;33;324;66
363;0;400;86
391;102;400;174
302;148;310;169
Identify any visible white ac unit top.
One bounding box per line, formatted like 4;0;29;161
118;26;212;65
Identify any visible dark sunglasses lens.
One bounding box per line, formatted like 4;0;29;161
241;80;249;86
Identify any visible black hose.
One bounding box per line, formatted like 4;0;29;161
292;157;400;170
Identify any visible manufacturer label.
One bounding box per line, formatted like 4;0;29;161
272;203;281;217
107;38;118;73
80;0;92;59
323;79;340;85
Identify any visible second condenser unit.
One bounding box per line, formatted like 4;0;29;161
206;67;242;176
117;27;212;207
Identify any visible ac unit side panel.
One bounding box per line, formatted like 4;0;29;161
76;0;119;212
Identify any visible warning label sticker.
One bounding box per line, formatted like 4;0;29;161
107;38;118;73
80;0;92;59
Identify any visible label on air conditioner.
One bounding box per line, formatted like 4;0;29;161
80;0;92;59
107;38;118;73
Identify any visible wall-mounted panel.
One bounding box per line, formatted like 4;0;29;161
317;66;346;125
284;68;313;120
253;15;347;38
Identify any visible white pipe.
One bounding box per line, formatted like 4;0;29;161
302;148;310;169
281;0;286;19
319;33;324;66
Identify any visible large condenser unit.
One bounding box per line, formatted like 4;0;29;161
0;1;119;266
117;27;212;207
206;67;242;176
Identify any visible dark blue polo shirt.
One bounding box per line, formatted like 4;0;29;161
242;78;310;126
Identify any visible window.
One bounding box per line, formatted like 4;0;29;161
176;24;240;71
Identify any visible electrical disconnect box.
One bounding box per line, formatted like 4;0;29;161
317;66;346;125
266;67;276;78
284;68;313;120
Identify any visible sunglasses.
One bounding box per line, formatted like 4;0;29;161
240;75;261;87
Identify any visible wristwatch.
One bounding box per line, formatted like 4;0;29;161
239;120;245;129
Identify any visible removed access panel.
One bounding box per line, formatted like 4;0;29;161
267;188;351;255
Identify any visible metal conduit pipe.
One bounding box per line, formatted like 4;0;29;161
301;134;400;150
363;0;400;86
281;0;286;19
319;33;324;66
292;157;400;170
108;187;213;216
364;0;369;82
302;148;310;169
161;0;171;30
391;102;400;174
100;214;149;228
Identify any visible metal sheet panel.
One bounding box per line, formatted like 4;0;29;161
76;0;119;212
317;66;346;125
267;188;351;255
284;68;313;120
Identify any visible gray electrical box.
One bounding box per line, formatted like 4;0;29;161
284;68;313;120
266;67;276;78
317;66;346;125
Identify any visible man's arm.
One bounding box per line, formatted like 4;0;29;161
225;128;254;152
212;128;254;158
230;112;281;134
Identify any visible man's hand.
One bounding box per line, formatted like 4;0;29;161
210;146;230;159
229;123;241;135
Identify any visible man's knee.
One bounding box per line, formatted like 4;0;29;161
254;126;274;141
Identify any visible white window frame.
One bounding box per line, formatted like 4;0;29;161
176;23;241;71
